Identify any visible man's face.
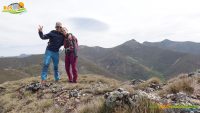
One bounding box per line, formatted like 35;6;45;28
55;26;62;32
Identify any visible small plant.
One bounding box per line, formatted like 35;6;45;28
197;77;200;84
166;78;194;94
135;77;161;90
147;77;161;84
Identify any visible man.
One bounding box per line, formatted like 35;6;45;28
38;22;65;84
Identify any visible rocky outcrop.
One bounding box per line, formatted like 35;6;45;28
0;87;6;94
104;88;131;107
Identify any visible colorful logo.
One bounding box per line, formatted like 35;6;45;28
2;2;26;14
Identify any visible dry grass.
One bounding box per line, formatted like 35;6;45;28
158;77;194;96
75;97;110;113
167;78;194;94
135;77;161;90
0;74;121;113
76;96;162;113
197;77;200;84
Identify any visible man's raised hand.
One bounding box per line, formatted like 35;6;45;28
38;25;43;32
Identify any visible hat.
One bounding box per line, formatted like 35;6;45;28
56;22;62;27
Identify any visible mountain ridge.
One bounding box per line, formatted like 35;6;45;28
0;39;200;83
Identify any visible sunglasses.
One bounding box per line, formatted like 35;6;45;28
55;26;62;29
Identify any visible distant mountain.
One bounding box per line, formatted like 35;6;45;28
79;39;200;80
143;39;200;55
0;39;200;83
17;54;31;58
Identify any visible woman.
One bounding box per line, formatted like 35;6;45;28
62;27;78;83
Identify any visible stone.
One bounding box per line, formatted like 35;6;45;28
104;88;132;107
131;79;145;85
196;94;200;99
0;87;6;93
117;88;124;92
26;82;41;92
149;83;161;90
188;72;195;77
69;89;80;98
145;87;155;93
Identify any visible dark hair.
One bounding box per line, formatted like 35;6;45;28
67;33;72;38
68;33;72;36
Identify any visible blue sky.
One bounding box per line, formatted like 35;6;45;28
1;0;200;56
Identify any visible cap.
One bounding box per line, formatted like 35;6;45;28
55;22;62;27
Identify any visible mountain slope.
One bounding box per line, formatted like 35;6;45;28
143;39;200;55
79;39;200;79
1;39;200;83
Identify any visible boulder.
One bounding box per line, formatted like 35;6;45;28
0;87;6;94
149;83;161;90
26;82;41;92
69;89;80;98
104;88;132;107
131;79;145;85
188;72;195;77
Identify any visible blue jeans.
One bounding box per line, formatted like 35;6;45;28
41;50;60;81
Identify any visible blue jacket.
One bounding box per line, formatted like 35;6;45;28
39;30;64;52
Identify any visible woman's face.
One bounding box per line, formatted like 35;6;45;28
62;28;68;36
68;34;72;40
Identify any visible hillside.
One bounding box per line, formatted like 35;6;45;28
143;39;200;55
79;39;200;79
0;73;200;113
1;39;200;83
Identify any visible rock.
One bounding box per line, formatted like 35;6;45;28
104;88;132;107
166;94;174;99
166;92;188;102
50;84;63;93
145;87;155;93
0;106;4;113
26;82;41;92
25;82;55;93
136;90;148;97
75;98;80;103
191;95;197;99
104;92;110;99
149;83;161;90
0;87;6;94
196;94;200;99
117;88;124;92
131;79;145;85
69;89;80;98
188;72;195;77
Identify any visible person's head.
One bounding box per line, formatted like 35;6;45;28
61;27;68;37
68;33;73;40
55;22;62;32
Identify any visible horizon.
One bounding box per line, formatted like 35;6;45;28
1;0;200;56
1;38;200;57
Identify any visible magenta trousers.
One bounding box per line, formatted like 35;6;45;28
65;53;78;82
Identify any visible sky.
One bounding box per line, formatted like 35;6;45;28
1;0;200;56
